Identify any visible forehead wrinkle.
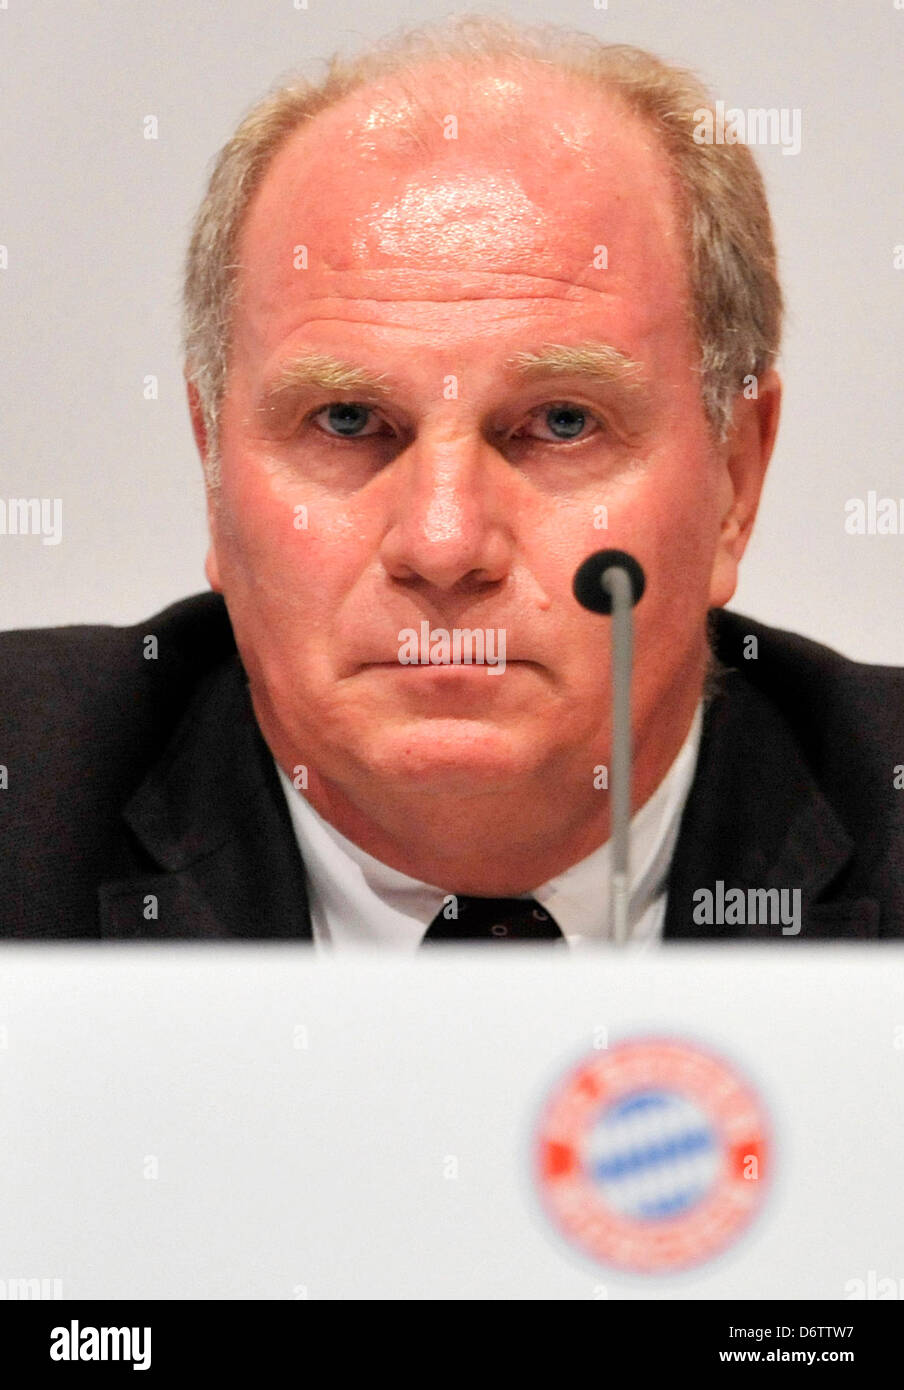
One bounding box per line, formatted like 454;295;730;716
251;275;625;313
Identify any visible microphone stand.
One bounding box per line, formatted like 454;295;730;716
572;549;645;947
600;564;634;946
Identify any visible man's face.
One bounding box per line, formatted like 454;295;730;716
199;71;764;812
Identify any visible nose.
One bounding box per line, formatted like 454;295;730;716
379;426;516;594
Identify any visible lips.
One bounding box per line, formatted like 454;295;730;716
361;658;536;669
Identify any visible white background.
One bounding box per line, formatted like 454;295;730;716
1;0;902;660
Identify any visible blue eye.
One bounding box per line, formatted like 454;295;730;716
313;403;382;437
543;404;594;440
513;403;601;443
546;405;586;438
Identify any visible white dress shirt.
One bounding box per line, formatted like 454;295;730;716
275;703;703;952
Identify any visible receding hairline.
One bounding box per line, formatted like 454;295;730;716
232;64;686;403
234;54;683;260
184;17;783;489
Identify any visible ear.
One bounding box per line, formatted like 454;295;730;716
186;374;224;593
186;375;208;462
708;369;782;609
204;541;222;594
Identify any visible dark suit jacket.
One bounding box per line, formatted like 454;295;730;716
1;593;902;939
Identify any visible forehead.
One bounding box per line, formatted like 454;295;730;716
233;64;691;359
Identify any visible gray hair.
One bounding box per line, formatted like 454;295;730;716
183;15;783;487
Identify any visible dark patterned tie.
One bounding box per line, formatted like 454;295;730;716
421;895;566;944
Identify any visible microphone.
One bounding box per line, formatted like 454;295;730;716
572;548;646;614
572;549;646;946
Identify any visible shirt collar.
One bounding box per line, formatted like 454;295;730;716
533;701;702;943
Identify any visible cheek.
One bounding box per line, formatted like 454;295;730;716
524;462;713;635
627;449;719;566
215;464;367;707
536;455;717;587
606;458;721;652
216;452;363;609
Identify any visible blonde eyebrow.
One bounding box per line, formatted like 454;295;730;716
506;343;644;388
254;343;645;426
257;353;392;413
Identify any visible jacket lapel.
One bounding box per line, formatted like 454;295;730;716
663;671;879;939
99;655;313;940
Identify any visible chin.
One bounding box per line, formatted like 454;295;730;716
352;718;548;790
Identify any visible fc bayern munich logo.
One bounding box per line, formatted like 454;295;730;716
535;1037;770;1274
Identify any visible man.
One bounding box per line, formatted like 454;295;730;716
2;18;902;943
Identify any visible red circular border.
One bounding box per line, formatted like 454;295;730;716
535;1037;770;1274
